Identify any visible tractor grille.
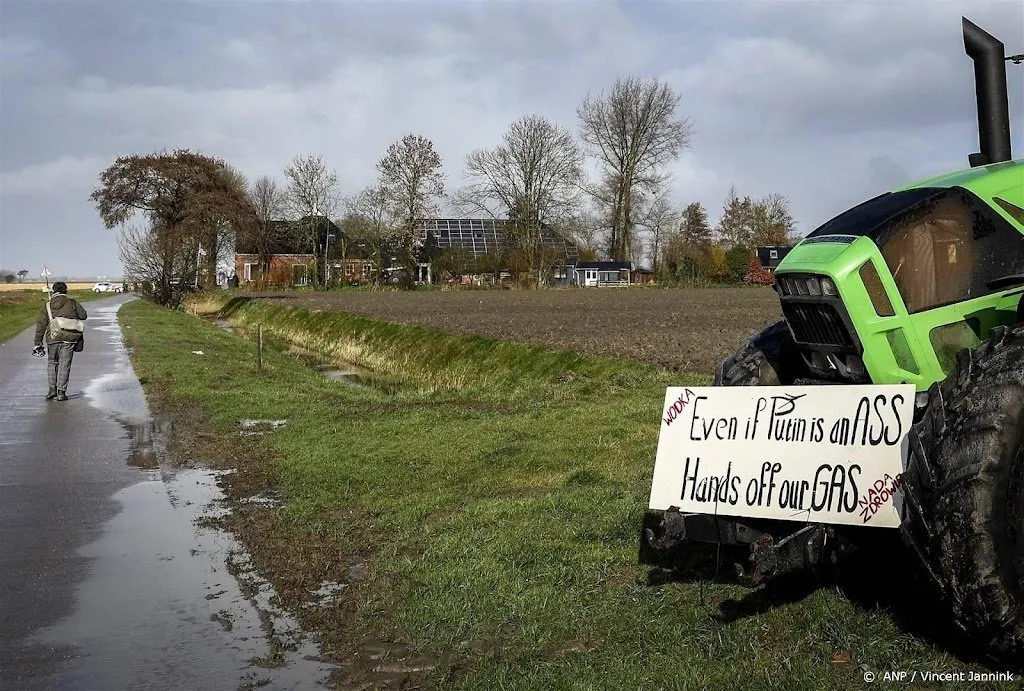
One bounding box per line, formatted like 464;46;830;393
782;302;856;349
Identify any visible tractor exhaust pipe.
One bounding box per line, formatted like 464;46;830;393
963;17;1012;167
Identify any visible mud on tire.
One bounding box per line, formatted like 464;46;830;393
900;324;1024;661
712;319;798;386
714;319;812;386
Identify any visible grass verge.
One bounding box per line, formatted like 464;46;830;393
0;290;107;344
121;295;1009;690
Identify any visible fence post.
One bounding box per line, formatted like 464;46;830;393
257;324;264;371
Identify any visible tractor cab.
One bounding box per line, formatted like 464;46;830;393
773;163;1024;391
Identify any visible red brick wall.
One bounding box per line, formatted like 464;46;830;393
235;254;315;287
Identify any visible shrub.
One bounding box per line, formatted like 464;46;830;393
725;245;752;282
744;257;774;285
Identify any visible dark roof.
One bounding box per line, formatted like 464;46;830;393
341;237;374;260
805;187;942;242
570;261;632;270
414;219;581;261
236;216;341;255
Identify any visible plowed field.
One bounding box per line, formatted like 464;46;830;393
248;287;781;376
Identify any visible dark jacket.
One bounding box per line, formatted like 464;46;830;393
35;294;88;347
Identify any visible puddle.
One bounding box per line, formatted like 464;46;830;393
213;318;239;335
314;364;367;388
31;467;339;689
238;418;288;437
165;470;330;664
84;299;151;427
309;581;348;607
285;344;369;389
50;296;341;688
125;417;172;469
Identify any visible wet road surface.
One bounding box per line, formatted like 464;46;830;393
0;295;337;690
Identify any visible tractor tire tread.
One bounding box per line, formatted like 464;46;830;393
714;319;797;387
900;323;1024;660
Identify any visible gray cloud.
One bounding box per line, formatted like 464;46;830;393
1;0;1021;276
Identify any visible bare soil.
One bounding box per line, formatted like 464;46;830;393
248;287;782;377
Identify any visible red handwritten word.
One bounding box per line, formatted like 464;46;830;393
858;473;904;523
664;389;697;427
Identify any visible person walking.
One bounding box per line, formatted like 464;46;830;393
32;282;88;401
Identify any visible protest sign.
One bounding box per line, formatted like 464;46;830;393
648;385;916;527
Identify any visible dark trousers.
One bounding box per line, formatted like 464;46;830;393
46;341;76;393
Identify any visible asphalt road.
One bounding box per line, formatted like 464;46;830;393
0;295;335;690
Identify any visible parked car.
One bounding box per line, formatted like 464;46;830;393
92;282;123;293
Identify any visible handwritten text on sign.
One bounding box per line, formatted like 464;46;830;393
648;385;916;528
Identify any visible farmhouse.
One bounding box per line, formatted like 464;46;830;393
563;260;632;287
234;216;644;288
756;245;793;272
235;216;374;286
414;218;583;285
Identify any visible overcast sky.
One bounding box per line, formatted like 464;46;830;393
1;0;1022;278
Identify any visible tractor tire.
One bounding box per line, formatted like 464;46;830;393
900;324;1024;661
714;319;810;386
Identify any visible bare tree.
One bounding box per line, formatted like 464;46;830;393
283;154;340;286
117;222;203;308
457;114;585;286
342;184;395;286
17;269;28;283
636;188;678;272
554;208;604;261
577;76;694;262
244;175;286;288
376;133;445;287
751;192;796;246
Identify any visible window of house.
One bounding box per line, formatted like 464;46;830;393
244;263;256;281
874;187;1024;314
292;264;308;286
769;249;779;259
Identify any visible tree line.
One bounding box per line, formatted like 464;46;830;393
90;75;799;304
0;269;30;284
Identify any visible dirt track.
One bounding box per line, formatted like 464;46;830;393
248;287;782;376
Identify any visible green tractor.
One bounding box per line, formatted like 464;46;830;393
642;17;1023;660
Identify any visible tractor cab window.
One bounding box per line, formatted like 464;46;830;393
871;187;1024;314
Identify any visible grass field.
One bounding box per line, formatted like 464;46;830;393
0;290;108;344
117;293;1012;690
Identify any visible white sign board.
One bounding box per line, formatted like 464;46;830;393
648;385;915;528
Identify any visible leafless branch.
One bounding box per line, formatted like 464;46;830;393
577;76;694;261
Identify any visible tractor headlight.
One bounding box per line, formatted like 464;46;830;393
821;277;837;296
806;277;821;296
